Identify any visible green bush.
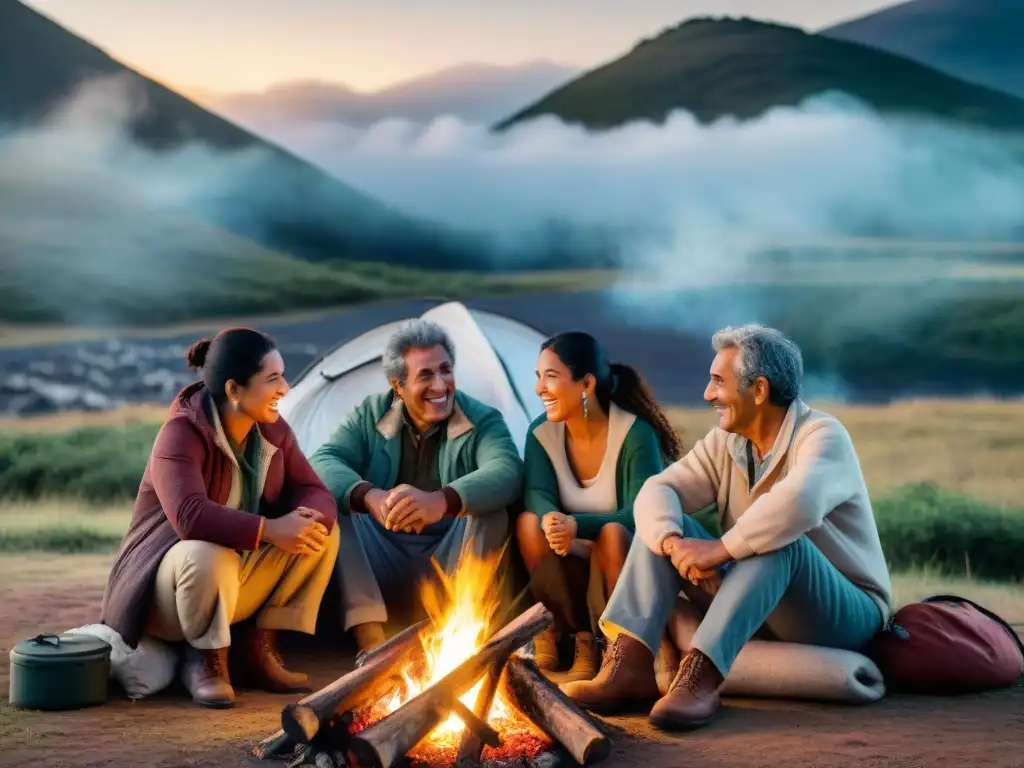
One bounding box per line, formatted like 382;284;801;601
0;527;124;554
0;422;159;502
873;482;1024;581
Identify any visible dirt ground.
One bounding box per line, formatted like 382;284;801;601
1;557;1022;768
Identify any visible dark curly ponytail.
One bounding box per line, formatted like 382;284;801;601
607;362;682;461
541;332;682;462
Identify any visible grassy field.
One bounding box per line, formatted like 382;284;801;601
1;397;1022;582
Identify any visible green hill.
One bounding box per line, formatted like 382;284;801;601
0;154;599;326
0;0;480;269
823;0;1024;100
496;16;1024;131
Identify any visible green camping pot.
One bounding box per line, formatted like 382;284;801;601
8;632;112;710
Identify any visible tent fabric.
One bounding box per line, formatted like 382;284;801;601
278;301;549;457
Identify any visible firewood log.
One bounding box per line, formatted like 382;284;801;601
347;603;554;768
502;657;611;765
251;728;297;760
281;620;428;744
453;662;504;768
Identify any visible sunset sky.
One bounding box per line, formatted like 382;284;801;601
24;0;896;94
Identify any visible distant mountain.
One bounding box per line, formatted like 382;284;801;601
822;0;1024;100
496;16;1024;132
200;61;579;127
0;0;479;269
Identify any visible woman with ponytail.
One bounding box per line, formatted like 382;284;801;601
519;331;681;682
100;328;339;709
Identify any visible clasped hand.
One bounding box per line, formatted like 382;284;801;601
262;506;329;556
541;511;578;556
366;484;447;534
662;534;730;586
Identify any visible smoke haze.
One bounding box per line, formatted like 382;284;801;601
3;76;1024;375
234;95;1024;332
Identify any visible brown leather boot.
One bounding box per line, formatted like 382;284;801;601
560;634;660;714
182;646;234;708
237;628;311;693
532;626;560;671
648;649;723;731
563;632;600;683
352;622;387;655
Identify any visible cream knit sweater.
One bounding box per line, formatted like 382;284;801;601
634;400;894;619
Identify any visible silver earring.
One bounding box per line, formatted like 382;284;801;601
582;391;589;419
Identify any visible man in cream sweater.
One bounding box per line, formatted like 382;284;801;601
562;324;892;731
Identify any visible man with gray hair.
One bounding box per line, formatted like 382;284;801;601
310;320;522;652
564;324;892;730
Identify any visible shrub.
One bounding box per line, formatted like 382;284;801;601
0;422;158;502
873;482;1023;581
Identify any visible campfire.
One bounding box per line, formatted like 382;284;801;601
251;551;611;768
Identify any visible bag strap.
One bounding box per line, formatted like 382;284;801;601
924;594;1024;657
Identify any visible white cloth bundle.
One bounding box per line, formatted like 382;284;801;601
65;624;179;700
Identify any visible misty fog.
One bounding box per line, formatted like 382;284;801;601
3;74;1024;348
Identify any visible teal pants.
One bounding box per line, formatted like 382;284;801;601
600;515;884;676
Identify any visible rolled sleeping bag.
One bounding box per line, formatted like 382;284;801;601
658;598;886;704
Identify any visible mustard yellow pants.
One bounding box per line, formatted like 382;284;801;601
146;527;339;649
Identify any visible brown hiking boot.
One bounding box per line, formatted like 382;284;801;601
563;632;600;683
648;649;723;731
560;634;660;714
236;628;311;693
532;625;560;671
182;646;234;708
352;622;387;655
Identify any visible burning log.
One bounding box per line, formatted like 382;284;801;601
251;728;298;760
347;603;554;768
453;663;504;768
281;620;429;745
501;657;611;766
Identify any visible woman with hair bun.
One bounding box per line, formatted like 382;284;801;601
100;327;339;709
520;331;681;682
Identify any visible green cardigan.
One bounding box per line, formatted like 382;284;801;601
309;390;524;517
522;413;664;539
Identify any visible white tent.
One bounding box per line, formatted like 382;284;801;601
278;301;549;457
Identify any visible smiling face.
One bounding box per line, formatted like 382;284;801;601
228;349;289;424
394;344;456;430
703;346;762;434
535;347;593;422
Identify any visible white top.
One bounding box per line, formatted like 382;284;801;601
532;402;636;516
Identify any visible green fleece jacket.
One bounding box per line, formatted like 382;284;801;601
522;412;664;539
309;390;524;517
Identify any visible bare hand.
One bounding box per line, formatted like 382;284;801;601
384;485;447;534
262;509;329;555
542;511;577;556
364;489;390;527
662;535;729;584
295;506;328;524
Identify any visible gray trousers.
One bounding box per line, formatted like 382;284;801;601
336;511;509;631
600;515;883;677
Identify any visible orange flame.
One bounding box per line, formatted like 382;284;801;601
356;547;549;763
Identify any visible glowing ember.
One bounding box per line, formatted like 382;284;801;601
351;550;551;765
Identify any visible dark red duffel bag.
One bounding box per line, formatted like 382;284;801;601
871;594;1024;694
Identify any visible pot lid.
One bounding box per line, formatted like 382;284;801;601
10;633;111;660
